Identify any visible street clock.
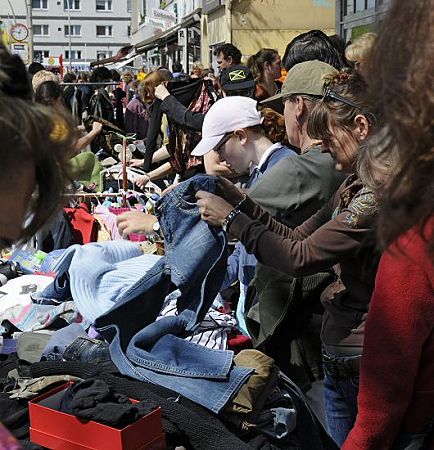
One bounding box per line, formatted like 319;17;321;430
11;23;29;42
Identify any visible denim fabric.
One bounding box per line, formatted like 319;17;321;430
63;336;111;364
35;241;147;320
323;371;359;447
255;406;297;440
41;323;87;361
95;175;253;413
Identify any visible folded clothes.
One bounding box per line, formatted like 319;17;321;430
59;378;158;428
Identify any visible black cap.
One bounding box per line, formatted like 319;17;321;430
220;65;255;91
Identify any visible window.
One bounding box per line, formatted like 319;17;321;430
34;50;49;62
127;0;132;12
33;24;49;36
64;0;80;10
127;25;131;36
32;0;48;9
96;25;113;36
96;0;112;11
65;50;82;59
97;51;113;60
64;25;81;36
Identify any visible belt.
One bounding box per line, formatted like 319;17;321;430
322;351;361;378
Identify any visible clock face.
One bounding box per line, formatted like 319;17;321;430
11;23;29;42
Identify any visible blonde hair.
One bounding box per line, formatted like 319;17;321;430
345;32;377;66
32;70;59;92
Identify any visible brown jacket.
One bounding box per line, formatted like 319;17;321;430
230;175;380;355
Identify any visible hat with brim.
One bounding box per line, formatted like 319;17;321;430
220;65;255;91
191;135;227;157
261;60;338;114
191;96;262;157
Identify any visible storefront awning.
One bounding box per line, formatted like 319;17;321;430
135;8;201;54
90;45;134;68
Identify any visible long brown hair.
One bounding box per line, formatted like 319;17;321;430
247;48;279;83
366;0;434;255
307;70;374;146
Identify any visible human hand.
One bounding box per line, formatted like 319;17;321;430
128;158;144;168
135;174;151;190
196;191;233;227
216;176;244;207
117;211;157;237
91;121;103;135
154;83;170;101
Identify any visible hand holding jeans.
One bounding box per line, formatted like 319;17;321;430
196;191;233;227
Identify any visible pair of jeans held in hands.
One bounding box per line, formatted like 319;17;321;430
94;175;253;413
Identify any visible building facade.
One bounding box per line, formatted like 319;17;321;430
336;0;392;41
202;0;336;72
0;0;131;72
130;0;201;73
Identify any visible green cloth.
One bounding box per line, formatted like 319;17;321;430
68;152;103;192
248;147;345;228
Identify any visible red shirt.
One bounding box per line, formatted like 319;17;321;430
343;219;434;449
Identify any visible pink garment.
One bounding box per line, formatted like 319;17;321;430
93;205;123;240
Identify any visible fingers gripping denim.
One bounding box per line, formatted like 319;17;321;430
95;175;252;413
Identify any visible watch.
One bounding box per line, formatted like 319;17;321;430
222;209;241;232
151;220;161;241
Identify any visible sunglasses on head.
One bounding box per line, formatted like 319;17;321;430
322;86;358;108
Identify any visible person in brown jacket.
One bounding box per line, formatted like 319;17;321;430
196;70;382;447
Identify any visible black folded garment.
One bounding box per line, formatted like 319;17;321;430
59;378;157;429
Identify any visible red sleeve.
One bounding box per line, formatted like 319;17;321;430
343;226;434;450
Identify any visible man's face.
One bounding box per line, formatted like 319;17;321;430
217;52;232;71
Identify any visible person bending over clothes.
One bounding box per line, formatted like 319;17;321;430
189;96;296;335
196;69;383;447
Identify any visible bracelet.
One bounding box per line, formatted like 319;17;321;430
222;208;241;232
233;193;247;211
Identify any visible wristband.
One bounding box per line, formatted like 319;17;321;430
222;209;241;232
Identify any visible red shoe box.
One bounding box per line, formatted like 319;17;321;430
29;382;166;450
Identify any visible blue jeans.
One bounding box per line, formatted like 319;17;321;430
95;175;252;413
324;371;359;447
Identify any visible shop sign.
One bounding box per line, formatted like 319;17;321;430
11;42;29;64
178;28;186;46
43;56;61;67
145;16;166;29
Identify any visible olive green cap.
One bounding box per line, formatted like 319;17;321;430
261;60;337;113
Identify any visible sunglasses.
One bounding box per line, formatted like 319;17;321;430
322;86;358;108
213;132;235;153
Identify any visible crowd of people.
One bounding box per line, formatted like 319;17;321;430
0;0;432;448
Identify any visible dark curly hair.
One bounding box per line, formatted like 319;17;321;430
365;0;434;256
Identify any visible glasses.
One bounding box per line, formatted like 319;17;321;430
322;86;358;108
213;132;234;153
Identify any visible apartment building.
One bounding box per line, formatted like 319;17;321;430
0;0;131;71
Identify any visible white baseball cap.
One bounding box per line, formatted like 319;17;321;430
191;96;262;157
